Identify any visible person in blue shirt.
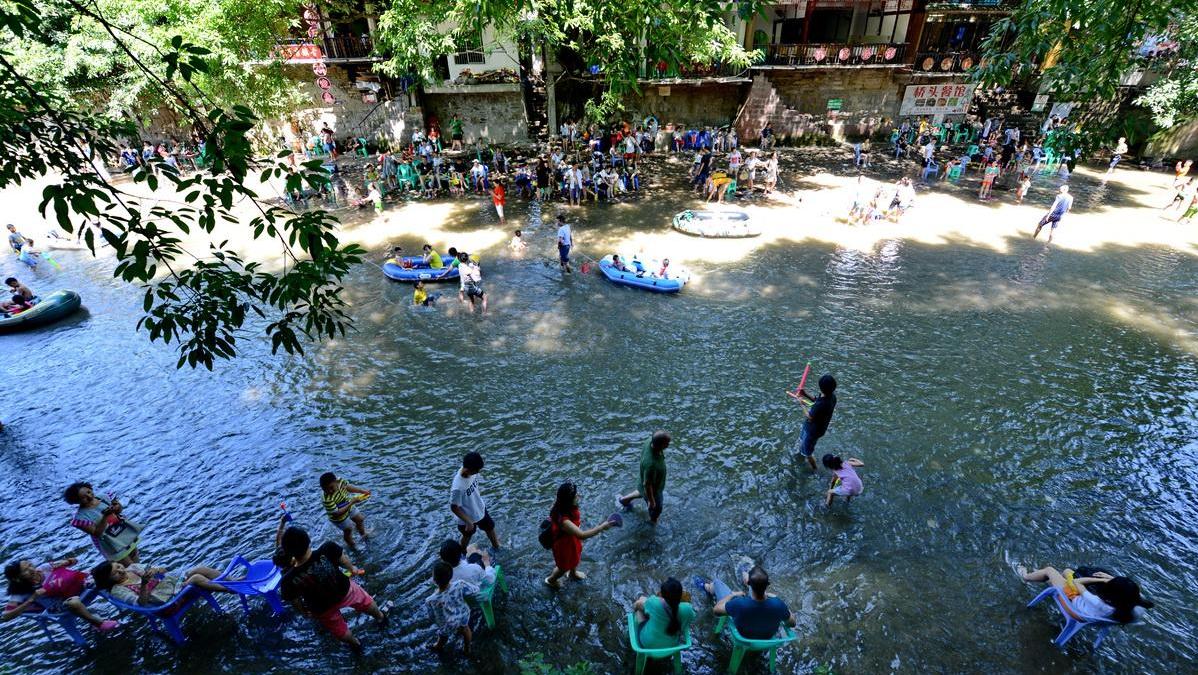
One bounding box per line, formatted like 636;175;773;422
702;565;795;640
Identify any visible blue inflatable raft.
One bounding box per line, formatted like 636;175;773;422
0;290;82;333
382;256;459;282
597;255;689;293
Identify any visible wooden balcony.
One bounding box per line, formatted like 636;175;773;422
760;43;907;67
911;50;981;74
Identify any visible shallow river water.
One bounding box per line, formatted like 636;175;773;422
2;177;1197;674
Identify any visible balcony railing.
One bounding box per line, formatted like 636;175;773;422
271;35;375;62
912;50;980;74
762;43;907;67
643;61;749;80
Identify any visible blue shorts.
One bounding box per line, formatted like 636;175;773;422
558;243;571;264
797;424;822;457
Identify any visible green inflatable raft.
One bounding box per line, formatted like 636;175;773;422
0;290;82;333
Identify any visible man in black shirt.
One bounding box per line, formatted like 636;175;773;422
279;527;389;650
795;374;838;471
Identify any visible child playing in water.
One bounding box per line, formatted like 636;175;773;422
320;472;371;549
821;454;864;506
979;161;999;200
1015;172;1032;204
413;280;434;307
508;229;526;252
368;183;383;213
278;526;389;651
3;556;120;633
425;560;477;654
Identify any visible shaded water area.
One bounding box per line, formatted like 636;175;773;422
2;165;1198;673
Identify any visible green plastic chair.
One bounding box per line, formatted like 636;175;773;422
724;180;738;199
1040;150;1059;175
947;164;964;181
953;127;973;144
712;616;798;674
473;565;507;628
396;163;419;190
356;137;369;157
627;611;691;674
965;144;979;158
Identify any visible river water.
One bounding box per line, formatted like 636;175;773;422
2;166;1197;674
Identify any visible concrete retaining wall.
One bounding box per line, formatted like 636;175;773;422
736;69;904;141
421;86;528;143
625;82;750;128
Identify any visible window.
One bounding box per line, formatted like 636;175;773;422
776;19;804;44
453;30;485;65
808;9;852;42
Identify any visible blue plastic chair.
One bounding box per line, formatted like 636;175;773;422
921;161;939;182
20;589;99;646
100;583;224;645
212;556;286;616
713;616;798;674
1027;587;1121;650
627;611;691;674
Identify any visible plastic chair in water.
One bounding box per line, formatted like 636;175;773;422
1027;587;1122;650
212;556;286;616
712;616;798;674
921;161;939;182
1040;150;1059;175
626;611;691;674
21;589;99;646
99;584;224;645
470;565;507;629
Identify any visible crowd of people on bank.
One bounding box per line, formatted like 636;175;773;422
4;368;1155;661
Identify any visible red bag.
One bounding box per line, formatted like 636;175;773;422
41;567;88;599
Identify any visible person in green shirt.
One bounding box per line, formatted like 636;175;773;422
422;244;444;269
633;577;694;649
617;431;670;525
449;115;464;151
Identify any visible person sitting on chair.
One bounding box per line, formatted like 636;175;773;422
1022;566;1153;623
633;577;694;649
700;564;796;640
91;561;232;606
2;556;119;633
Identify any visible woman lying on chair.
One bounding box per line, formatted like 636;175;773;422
92;561;232;606
1023;565;1153;623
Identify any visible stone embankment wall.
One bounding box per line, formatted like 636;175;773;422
736;70;902;141
421;85;529;144
625;82;750;129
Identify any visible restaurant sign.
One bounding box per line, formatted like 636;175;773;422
899;83;976;116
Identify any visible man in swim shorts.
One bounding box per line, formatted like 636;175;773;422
1033;184;1073;243
794;374;838;471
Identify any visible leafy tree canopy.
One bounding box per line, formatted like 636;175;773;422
1;0;362;368
977;1;1194;129
4;0;308;123
374;0;762;119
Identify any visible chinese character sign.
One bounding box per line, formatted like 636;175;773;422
899;83;976;116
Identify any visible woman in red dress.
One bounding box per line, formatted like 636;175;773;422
545;482;615;588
